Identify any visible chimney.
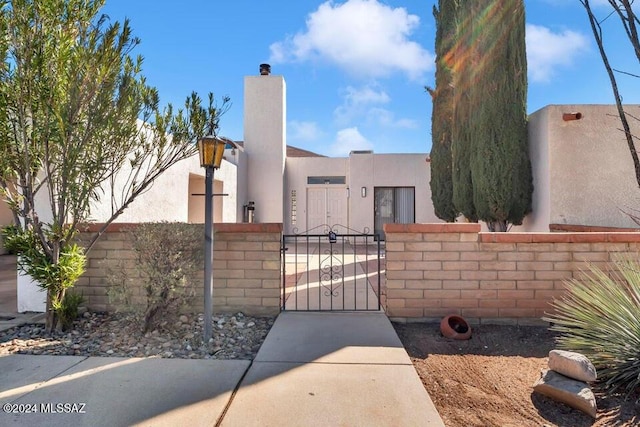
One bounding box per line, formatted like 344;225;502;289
244;66;286;223
259;63;271;75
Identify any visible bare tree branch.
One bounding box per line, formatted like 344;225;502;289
581;0;640;187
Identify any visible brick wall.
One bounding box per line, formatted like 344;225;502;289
384;223;640;325
76;223;282;316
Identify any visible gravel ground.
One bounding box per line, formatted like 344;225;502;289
0;311;276;360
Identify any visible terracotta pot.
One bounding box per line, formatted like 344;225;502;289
440;315;472;340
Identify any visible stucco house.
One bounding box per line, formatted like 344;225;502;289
3;69;639;247
82;71;640;236
521;104;640;231
81;67;441;238
2;65;640;313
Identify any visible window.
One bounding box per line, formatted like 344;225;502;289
307;176;346;185
374;187;415;239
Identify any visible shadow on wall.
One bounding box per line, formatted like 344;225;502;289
187;173;224;224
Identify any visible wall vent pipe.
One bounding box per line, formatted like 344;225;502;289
259;63;271;75
562;112;583;121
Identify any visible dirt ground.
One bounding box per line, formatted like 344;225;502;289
393;323;640;427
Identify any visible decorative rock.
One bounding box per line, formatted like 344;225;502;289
179;315;189;323
549;350;597;382
533;369;597;418
0;312;275;361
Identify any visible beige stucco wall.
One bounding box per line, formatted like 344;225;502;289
244;75;286;224
283;152;437;235
88;154;238;224
349;153;438;234
187;174;225;223
515;107;551;232
545;104;640;229
234;148;249;222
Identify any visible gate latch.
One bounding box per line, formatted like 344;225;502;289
328;231;337;244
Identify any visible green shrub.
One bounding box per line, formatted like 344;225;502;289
54;291;85;331
108;222;203;332
543;257;640;397
2;224;86;331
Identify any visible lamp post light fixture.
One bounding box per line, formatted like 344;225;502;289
197;135;227;341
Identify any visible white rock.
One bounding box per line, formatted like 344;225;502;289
549;350;597;382
533;369;597;418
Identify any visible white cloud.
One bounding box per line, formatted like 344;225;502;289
333;84;417;128
344;85;390;106
334;85;390;124
329;127;373;156
269;0;433;79
289;120;323;141
367;108;419;129
526;24;590;83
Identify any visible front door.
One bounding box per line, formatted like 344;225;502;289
307;187;347;233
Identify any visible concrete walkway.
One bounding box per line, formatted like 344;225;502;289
1;312;444;426
221;312;444;426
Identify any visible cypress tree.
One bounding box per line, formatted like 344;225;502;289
469;0;532;231
429;0;458;222
451;0;478;222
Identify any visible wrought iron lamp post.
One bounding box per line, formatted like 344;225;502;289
197;135;226;341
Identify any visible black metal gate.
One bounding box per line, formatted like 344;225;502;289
281;225;381;311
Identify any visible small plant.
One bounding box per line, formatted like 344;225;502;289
54;291;85;331
108;222;203;332
2;225;86;331
543;257;640;397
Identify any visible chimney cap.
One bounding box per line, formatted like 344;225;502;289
259;63;271;75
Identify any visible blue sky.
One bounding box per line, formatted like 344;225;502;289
101;0;637;156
